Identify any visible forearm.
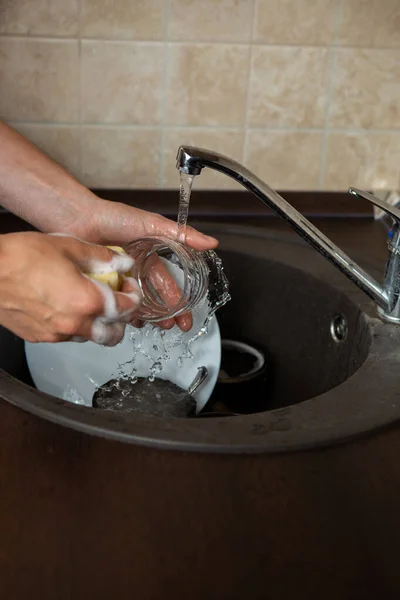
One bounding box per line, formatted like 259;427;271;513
0;121;97;232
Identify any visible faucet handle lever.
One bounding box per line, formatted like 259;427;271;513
349;187;400;224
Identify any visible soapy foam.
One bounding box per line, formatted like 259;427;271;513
85;275;142;346
87;253;134;275
91;321;125;346
123;276;141;293
49;232;135;274
86;276;119;320
49;235;141;346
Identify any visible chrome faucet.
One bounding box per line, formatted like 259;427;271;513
176;145;400;324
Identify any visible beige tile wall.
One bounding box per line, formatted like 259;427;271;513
0;0;399;191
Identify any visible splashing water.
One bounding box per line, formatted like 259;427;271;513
94;274;229;404
93;376;197;418
90;171;231;413
177;172;194;243
92;248;231;409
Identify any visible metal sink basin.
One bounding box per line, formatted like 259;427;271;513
1;223;399;453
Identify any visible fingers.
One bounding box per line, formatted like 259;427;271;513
120;273;173;329
53;233;134;275
56;271;141;346
175;312;193;332
183;226;218;251
141;214;218;251
157;318;175;330
90;320;126;346
118;277;142;322
52;231;199;335
146;256;185;313
84;276;139;318
53;236;141;345
130;318;145;329
123;252;194;331
145;260;193;331
0;231;142;347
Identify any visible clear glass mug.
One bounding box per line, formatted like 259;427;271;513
124;237;229;322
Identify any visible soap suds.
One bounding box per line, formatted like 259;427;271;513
49;232;135;274
87;253;134;276
85;276;142;346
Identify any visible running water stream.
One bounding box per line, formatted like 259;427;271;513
177;172;194;243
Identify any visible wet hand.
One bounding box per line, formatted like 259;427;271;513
0;232;142;346
65;199;219;331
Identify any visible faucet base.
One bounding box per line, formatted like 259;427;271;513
377;306;400;324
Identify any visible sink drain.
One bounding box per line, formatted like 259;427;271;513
330;314;348;343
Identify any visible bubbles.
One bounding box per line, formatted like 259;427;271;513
151;361;162;375
63;385;86;405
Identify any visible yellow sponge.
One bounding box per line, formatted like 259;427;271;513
87;246;127;291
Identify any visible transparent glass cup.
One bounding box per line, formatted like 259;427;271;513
124;237;229;322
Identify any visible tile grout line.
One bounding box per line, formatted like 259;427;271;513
159;0;172;189
77;0;83;179
6;121;400;135
242;0;257;165
318;0;344;190
0;32;398;51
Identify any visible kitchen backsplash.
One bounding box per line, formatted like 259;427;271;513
0;0;399;191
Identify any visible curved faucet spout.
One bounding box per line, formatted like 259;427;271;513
176;145;400;324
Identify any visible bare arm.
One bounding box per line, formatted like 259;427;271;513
0;121;217;250
0;122;218;332
0;121;98;232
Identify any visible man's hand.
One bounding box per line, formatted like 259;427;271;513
0;232;141;346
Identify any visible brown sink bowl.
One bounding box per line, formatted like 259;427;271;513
2;224;400;600
0;224;397;452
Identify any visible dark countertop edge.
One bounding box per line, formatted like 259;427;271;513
0;190;373;219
